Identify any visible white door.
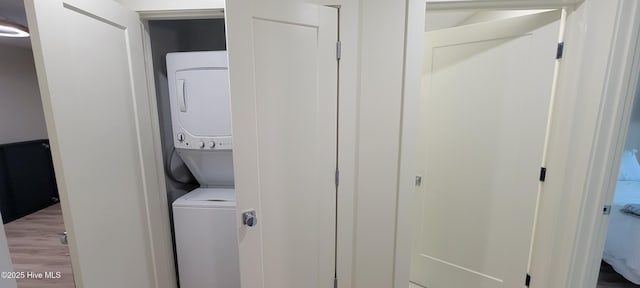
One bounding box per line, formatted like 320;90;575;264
225;1;338;288
24;0;168;287
411;10;561;288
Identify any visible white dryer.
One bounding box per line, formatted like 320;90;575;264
172;188;240;288
166;51;235;187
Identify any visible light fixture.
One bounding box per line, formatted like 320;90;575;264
0;19;28;38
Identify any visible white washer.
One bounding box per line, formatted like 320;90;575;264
172;188;240;288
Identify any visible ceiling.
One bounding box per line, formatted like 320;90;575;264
0;0;31;49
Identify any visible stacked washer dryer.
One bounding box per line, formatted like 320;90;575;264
167;51;241;288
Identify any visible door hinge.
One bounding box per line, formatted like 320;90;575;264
603;205;612;215
539;167;547;182
415;176;422;186
333;277;338;288
556;42;564;59
336;41;342;61
525;273;531;287
335;169;340;187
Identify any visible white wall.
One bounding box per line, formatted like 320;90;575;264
0;45;47;145
352;1;407;287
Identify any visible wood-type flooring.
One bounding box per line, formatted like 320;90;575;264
4;203;74;288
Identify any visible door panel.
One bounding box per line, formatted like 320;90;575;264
225;2;338;287
25;0;167;287
411;10;561;288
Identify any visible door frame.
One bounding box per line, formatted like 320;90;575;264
135;3;355;288
395;0;640;287
137;11;228;288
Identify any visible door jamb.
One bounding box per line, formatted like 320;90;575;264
563;2;640;287
393;0;424;287
138;9;224;20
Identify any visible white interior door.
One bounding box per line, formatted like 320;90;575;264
225;1;338;288
24;0;168;287
411;10;561;288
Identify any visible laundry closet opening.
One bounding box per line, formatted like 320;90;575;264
146;18;239;288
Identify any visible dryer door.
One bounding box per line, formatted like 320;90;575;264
175;68;232;138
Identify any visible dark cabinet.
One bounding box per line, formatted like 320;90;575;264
0;140;59;223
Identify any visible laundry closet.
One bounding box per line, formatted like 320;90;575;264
145;18;240;287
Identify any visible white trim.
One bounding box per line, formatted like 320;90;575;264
565;1;640;287
113;0;225;14
140;20;178;288
352;1;407;287
425;0;583;10
393;0;424;287
138;9;224;20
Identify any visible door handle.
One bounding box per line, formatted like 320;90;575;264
177;79;187;112
242;210;257;227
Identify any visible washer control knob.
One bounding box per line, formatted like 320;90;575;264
198;141;205;149
209;141;216;148
177;133;185;142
